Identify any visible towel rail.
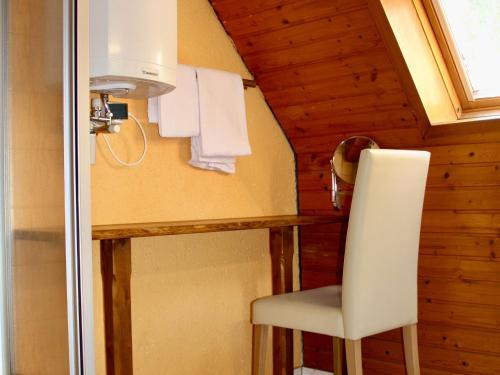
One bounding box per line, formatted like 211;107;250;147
243;78;257;89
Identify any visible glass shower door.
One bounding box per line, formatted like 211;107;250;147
1;0;87;373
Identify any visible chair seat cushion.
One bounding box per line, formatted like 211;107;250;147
252;285;345;338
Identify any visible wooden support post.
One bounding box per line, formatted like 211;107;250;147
101;238;133;375
269;226;294;375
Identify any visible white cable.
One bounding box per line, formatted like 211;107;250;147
102;112;147;167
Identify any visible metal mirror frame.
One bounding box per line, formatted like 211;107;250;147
330;136;380;209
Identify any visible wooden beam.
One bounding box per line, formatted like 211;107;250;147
101;238;133;375
367;0;430;136
269;226;294;375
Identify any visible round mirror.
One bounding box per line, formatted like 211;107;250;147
332;136;379;184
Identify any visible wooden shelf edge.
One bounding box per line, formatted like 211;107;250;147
92;215;345;240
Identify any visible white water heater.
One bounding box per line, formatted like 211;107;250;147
90;0;177;99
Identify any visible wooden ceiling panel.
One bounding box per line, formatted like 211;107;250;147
213;0;367;37
264;69;401;108
210;0;421;148
256;48;393;91
208;0;299;21
235;8;372;56
244;26;382;74
210;0;416;153
273;89;409;122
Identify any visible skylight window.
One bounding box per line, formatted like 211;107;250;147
426;0;500;110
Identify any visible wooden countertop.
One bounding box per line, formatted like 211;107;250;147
92;215;344;240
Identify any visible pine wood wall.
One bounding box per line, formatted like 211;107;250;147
209;0;500;373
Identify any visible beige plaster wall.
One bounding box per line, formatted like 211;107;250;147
91;0;298;374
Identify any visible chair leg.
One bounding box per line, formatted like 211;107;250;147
402;324;421;375
252;324;269;375
345;339;362;375
333;337;344;375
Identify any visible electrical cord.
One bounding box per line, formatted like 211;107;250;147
101;112;147;167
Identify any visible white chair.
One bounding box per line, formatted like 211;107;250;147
251;149;430;375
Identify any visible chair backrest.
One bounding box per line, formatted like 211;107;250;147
341;149;430;340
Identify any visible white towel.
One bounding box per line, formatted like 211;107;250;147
190;137;236;174
148;64;200;137
189;67;251;173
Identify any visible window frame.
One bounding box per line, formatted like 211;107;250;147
422;0;500;115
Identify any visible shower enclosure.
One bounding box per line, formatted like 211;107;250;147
1;0;93;373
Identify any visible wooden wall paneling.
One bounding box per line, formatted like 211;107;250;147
418;277;500;307
419;143;500;165
284;109;418;140
301;271;341;290
302;342;492;374
418;299;500;330
421;210;500;236
300;236;345;254
423;121;500;146
362;358;460;375
423;187;500;211
361;359;409;375
299;191;336;213
376;324;500;356
297;170;331;193
291;128;424;154
305;331;500;374
426;163;500;188
362;337;500;374
300;250;342;273
418;254;500;282
419;233;499;259
297;153;333;172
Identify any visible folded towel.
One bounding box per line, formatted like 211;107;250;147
189;137;236;174
189;67;251;173
148;64;200;137
194;67;251;156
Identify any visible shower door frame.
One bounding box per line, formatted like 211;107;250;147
60;0;96;373
0;0;95;373
0;0;8;372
